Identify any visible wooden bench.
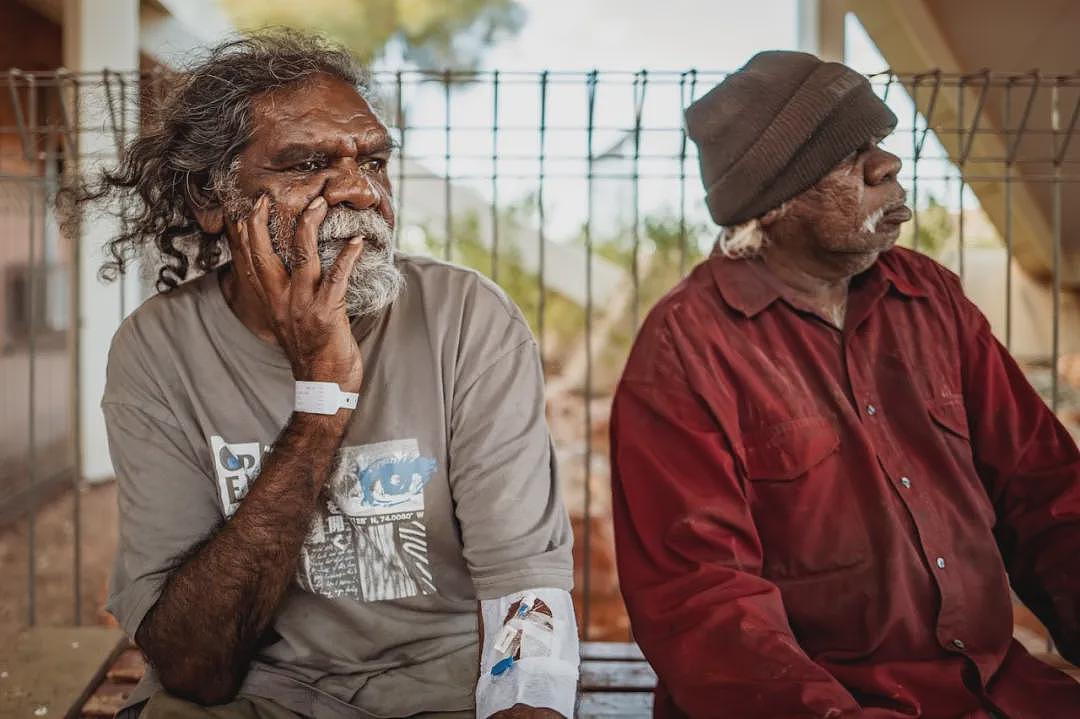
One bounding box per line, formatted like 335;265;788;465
68;641;659;718
1;634;656;718
2;631;657;718
0;626;131;719
578;641;655;717
7;631;1077;718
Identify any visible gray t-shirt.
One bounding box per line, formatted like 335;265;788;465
102;254;574;718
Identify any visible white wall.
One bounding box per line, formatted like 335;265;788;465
63;0;140;482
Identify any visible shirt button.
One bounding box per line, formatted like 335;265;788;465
866;404;878;416
952;639;966;650
900;477;912;488
936;557;946;569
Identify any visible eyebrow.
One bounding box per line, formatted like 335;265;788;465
365;135;398;155
269;134;398;167
269;144;327;167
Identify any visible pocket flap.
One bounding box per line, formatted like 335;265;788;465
927;397;970;440
743;417;840;481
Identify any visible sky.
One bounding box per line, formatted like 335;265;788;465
373;0;798;244
478;0;799;71
366;0;973;247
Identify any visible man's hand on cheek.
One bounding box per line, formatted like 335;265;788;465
232;193;366;395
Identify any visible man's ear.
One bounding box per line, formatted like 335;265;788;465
187;176;225;235
759;204;785;229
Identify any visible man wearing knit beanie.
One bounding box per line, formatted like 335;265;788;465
611;51;1080;718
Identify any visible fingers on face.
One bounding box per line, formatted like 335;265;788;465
291;196;328;290
244;194;288;295
319;237;364;307
230;220;265;301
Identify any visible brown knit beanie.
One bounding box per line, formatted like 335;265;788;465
685;50;897;227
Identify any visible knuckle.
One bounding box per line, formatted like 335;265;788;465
297;210;321;232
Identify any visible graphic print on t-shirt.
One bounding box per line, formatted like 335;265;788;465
210;436;262;516
209;436;438;603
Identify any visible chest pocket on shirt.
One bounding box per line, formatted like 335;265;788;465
743;416;840;482
741;416;869;580
926;395;977;469
926;396;970;440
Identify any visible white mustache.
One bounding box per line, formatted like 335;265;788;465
861;207;885;233
318;207;393;248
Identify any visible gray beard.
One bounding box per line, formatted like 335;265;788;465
317;228;405;319
221;183;404;318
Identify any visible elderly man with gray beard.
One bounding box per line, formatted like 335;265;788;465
76;32;577;719
610;51;1080;718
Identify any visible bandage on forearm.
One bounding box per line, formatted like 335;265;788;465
476;587;579;718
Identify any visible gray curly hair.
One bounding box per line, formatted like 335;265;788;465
63;30;373;292
712;202;789;259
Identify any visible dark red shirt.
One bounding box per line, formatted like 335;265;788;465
610;248;1080;718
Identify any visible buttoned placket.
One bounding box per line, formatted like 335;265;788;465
843;322;970;661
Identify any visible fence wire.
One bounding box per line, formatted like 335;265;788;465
2;68;1079;641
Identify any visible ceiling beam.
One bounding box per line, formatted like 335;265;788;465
850;0;1065;284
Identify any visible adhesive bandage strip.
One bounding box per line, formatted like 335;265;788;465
476;587;579;719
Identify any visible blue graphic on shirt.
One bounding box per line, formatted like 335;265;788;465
219;445;256;472
355;456;437;508
299;439;438;601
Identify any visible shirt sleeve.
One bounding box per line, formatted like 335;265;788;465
610;326;860;718
102;401;222;639
949;276;1080;663
448;336;574;598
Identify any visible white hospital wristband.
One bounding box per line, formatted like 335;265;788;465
294;381;359;415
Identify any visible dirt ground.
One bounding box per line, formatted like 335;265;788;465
0;481;119;647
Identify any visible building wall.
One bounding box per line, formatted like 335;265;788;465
1;3;72;503
0;2;61;71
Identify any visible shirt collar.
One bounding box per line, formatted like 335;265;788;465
708;255;784;318
874;253;930;298
709;250;928;319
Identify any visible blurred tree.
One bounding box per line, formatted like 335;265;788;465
898;195;953;260
418;207;585;368
415;202;713;388
592;214;709;392
221;0;525;68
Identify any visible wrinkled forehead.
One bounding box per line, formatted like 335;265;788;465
246;73;390;157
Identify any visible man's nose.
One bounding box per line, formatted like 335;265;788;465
323;165;381;211
865;146;902;186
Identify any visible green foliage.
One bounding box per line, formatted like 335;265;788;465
417;202;712;389
418;210;584;370
221;0;525;69
592;214;710;392
898;195;953;259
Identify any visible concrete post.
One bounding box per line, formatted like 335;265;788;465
797;0;848;63
63;0;139;482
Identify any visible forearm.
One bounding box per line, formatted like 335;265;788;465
630;588;858;718
1008;523;1080;663
478;589;579;719
955;303;1080;661
136;412;348;704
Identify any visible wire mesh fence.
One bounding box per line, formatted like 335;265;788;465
1;67;1079;642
